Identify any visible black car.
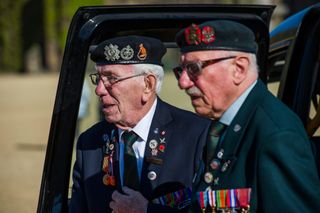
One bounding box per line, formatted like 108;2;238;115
268;3;320;143
37;4;276;213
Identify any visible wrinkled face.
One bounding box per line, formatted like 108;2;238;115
95;64;146;128
177;51;237;119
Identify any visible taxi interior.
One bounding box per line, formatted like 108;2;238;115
36;3;288;213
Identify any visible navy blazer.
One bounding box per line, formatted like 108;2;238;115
192;80;320;212
69;99;211;213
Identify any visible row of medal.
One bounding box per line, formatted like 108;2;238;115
102;131;116;186
152;187;192;210
197;188;251;213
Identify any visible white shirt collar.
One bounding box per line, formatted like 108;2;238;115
219;80;257;125
119;98;157;142
132;98;157;141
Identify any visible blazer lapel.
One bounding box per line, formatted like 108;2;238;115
140;98;174;200
218;81;266;179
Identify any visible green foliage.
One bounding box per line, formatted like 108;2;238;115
0;0;26;72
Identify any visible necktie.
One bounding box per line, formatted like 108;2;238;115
122;131;140;190
206;121;227;169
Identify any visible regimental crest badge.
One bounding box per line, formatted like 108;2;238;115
137;43;147;60
201;26;215;44
120;45;134;60
184;24;201;45
104;44;120;61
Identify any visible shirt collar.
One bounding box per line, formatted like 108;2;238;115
219;80;257;125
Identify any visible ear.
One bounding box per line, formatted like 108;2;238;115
142;74;157;102
232;56;250;85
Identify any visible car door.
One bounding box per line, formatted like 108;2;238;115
268;3;320;136
37;4;274;213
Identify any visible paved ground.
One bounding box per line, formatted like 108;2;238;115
0;73;59;213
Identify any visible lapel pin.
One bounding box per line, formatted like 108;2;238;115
103;134;109;142
204;172;213;184
233;124;241;132
160;138;166;143
221;160;231;172
148;171;157;180
210;159;220;170
217;149;224;159
151;149;158;156
214;177;219;186
149;139;158;149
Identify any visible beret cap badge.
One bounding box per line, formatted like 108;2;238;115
91;35;166;65
120;45;134;60
176;20;258;54
201;26;215;44
137;43;147;60
184;24;215;45
104;44;120;61
184;24;201;45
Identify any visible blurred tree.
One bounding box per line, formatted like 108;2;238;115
0;0;26;72
0;0;103;73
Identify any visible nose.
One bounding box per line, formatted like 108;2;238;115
95;79;108;97
178;70;194;89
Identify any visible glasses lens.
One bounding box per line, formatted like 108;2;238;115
90;73;99;85
186;62;201;78
173;67;183;80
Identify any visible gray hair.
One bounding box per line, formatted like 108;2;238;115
132;64;164;94
222;50;259;73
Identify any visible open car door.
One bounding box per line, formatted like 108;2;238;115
37;4;274;213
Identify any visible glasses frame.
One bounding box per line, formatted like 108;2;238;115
173;56;236;80
89;72;145;86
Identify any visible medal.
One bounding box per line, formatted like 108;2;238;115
102;174;110;185
197;191;208;213
207;189;216;213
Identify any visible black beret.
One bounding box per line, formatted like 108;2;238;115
90;35;166;66
175;20;257;54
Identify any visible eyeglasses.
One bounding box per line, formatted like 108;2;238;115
89;72;145;86
172;56;236;80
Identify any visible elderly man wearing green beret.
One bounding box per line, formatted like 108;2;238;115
173;20;320;212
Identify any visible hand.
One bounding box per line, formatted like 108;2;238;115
109;187;148;213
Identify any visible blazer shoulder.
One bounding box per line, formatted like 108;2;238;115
162;101;210;121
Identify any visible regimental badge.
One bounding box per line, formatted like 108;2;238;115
201;26;215;44
104;44;120;61
137;43;147;60
120;45;134;60
184;24;201;45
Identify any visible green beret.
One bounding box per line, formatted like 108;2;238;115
175;20;257;54
90;35;166;66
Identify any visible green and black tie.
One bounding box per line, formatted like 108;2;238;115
122;131;140;190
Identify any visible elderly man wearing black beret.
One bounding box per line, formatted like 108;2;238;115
69;35;211;213
174;20;320;212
